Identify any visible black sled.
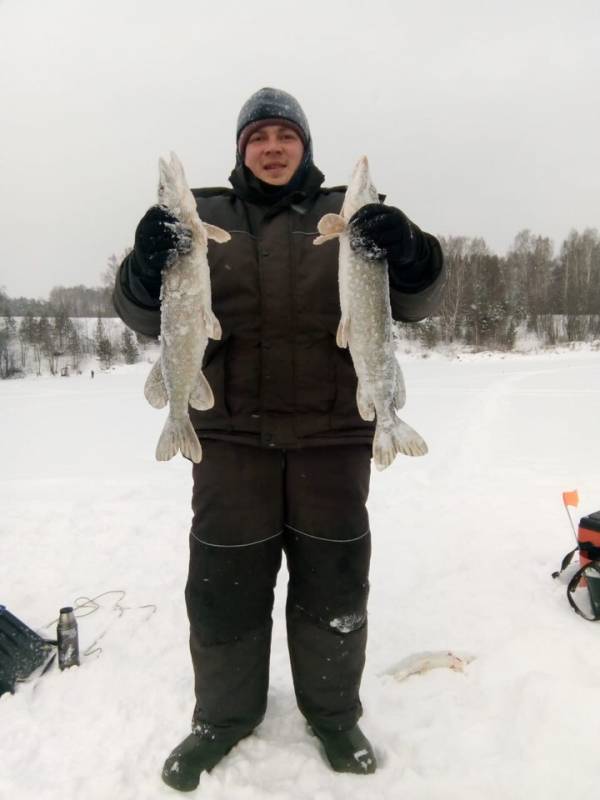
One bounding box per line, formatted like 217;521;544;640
0;605;55;697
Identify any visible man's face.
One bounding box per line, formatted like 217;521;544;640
243;124;305;186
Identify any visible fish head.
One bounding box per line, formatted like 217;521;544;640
158;155;182;212
340;156;380;220
157;152;197;219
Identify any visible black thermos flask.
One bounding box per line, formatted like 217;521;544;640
57;607;80;670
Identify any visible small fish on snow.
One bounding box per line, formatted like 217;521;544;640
314;155;428;470
144;151;230;463
383;650;475;682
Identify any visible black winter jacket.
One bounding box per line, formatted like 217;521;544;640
114;170;446;449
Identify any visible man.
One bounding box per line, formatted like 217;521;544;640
114;87;446;791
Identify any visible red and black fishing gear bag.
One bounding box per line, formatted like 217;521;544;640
553;499;600;621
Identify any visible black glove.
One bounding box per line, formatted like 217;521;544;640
349;203;421;265
134;205;193;280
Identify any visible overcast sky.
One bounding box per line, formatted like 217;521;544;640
1;0;598;298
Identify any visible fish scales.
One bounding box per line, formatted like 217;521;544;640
144;151;230;463
314;155;428;469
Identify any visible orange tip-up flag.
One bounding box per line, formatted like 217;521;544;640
562;490;579;508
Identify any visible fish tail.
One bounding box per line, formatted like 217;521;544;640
156;416;202;463
373;418;428;469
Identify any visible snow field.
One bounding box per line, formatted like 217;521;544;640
2;350;600;799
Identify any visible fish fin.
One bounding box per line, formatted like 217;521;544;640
204;223;231;244
336;317;350;348
356;381;375;421
314;213;346;246
144;358;168;409
156;416;202;463
189;370;215;411
318;213;346;236
203;310;222;340
393;360;406;409
314;233;339;245
373;418;428;470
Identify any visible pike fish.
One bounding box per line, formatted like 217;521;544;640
314;155;428;469
144;151;230;463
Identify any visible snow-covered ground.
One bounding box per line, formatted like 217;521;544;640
2;349;600;800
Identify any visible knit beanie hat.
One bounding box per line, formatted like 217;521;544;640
236;87;311;158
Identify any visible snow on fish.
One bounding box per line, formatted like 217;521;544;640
314;155;428;469
144;151;230;463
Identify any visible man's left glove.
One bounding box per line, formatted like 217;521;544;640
349;203;420;265
125;205;193;305
134;205;193;279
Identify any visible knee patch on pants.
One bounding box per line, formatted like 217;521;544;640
185;533;283;645
283;527;371;631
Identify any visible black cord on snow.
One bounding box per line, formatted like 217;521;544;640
552;547;579;580
566;562;600;621
44;590;158;658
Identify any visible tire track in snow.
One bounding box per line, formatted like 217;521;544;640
429;362;572;490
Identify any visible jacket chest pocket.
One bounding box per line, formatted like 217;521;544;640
293;234;341;316
208;234;261;333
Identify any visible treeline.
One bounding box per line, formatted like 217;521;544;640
0;251;148;378
1;285;114;318
0;312;149;379
409;227;600;350
2;229;600;374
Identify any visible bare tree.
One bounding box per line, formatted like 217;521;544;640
558;228;600;339
94;317;114;369
121;328;140;364
437;236;469;343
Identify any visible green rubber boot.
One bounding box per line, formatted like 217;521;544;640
161;728;253;792
310;723;377;775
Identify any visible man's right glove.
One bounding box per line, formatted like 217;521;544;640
349;203;420;265
134;205;193;284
